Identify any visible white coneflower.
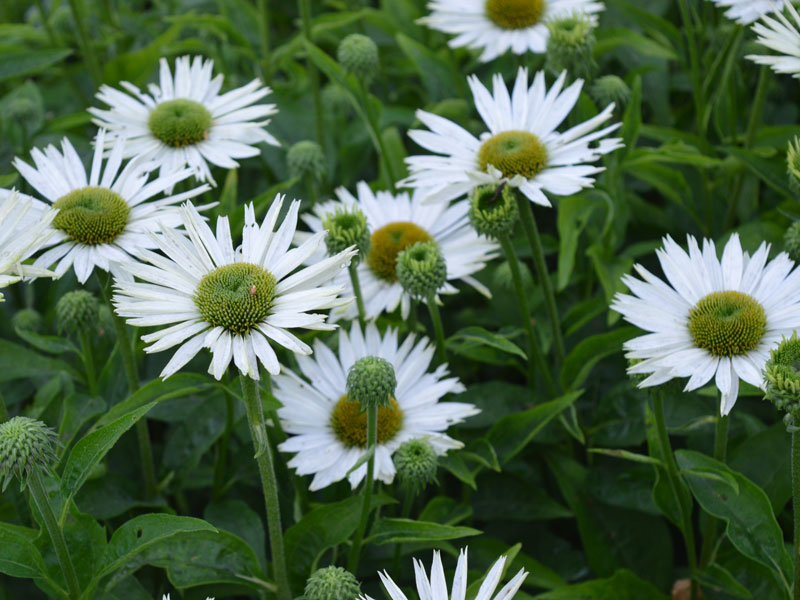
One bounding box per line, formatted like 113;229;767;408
113;198;356;380
275;322;478;490
419;0;604;62
611;234;800;415
746;3;800;77
10;131;209;284
299;181;498;320
89;55;279;185
403;67;622;207
709;0;784;25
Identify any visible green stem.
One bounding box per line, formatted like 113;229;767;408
0;392;9;423
793;431;800;600
28;470;80;600
347;403;377;574
356;80;397;190
677;0;703;133
212;390;235;500
78;331;97;397
256;0;272;82
391;487;414;575
240;375;291;600
34;0;60;45
516;196;565;364
653;393;699;599
66;0;102;86
426;294;447;365
699;414;729;567
299;0;325;145
498;234;557;395
349;262;367;329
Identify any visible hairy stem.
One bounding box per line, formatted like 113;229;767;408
347;403;377;574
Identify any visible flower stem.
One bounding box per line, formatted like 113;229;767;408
347;402;377;574
28;470;80;600
356;80;397;191
212;389;235;500
78;331;97;397
66;0;102;86
515;195;565;365
677;0;703;133
239;374;291;600
793;430;800;600
349;262;367;329
426;294;447;365
299;0;325;145
0;392;9;423
653;393;699;599
498;234;557;395
699;413;728;567
256;0;272;82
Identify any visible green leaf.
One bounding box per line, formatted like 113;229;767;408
61;402;157;508
395;32;461;101
560;327;637;391
0;522;46;579
595;28;677;59
588;448;662;466
14;329;78;355
0;339;78;382
699;563;752;599
721;146;794;199
440;452;476;489
447;326;527;360
533;569;669;599
556;195;598;291
0;49;73;82
676;450;793;589
367;518;481;545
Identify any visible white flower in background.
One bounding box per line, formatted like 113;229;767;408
611;234;800;415
709;0;784;25
0;190;58;300
299;181;498;320
360;548;528;600
89;55;279;185
113;198;356;380
10;131;209;284
275;322;478;490
403;68;622;207
419;0;604;62
746;3;800;77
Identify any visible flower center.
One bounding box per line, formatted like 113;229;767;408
478;130;548;180
485;0;546;30
148;99;212;147
330;394;403;448
194;263;277;335
52;186;130;245
367;222;432;282
687;291;767;357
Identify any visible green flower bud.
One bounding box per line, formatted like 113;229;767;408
0;416;58;491
287;140;326;182
788;137;800;193
764;333;800;430
321;83;352;115
12;308;43;334
785;221;800;263
589;75;631;109
545;14;597;81
304;566;361;600
396;241;447;300
468;183;519;239
493;259;533;292
337;34;379;82
346;356;397;409
56;290;99;336
394;438;438;496
322;206;370;260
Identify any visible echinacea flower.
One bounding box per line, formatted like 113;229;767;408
746;3;800;77
113;198;356;380
360;548;528;600
403;68;622;207
89;55;279;185
11;131;209;283
275;322;478;490
299;181;498;320
709;0;784;25
419;0;604;62
611;234;800;415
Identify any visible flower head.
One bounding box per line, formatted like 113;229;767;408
56;290;99;336
287;140;326;181
113;197;356;380
403;68;622;207
276;322;478;490
611;234;800;415
764;333;800;430
0;416;58;491
545;13;597;80
396;240;448;300
347;356;397;409
394;438;439;495
89;55;279;185
337;34;379;82
305;566;362;600
468;183;519;239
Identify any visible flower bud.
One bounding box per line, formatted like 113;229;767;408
12;308;43;334
468;183;518;239
322;206;370;260
287;140;326;182
764;333;800;430
396;241;447;300
394;438;438;496
788;137;800;192
305;566;361;600
346;356;396;409
0;416;58;491
589;75;631;109
545;14;597;81
56;290;99;336
785;221;800;263
337;34;379;82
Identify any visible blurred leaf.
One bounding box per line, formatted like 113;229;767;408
560;328;637;391
368;518;481;545
0;340;78;382
447;326;527;360
533;569;669;599
0;49;72;82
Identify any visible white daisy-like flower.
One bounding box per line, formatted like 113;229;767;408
419;0;604;62
299;181;498;320
275;321;479;491
113;198;357;381
709;0;783;25
746;3;800;77
89;55;279;185
403;67;622;207
611;233;800;416
361;547;528;600
0;190;58;301
10;131;210;284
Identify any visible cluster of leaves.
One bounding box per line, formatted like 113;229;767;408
1;0;799;599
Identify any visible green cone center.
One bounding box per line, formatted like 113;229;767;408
330;394;403;448
687;290;767;357
478;130;548;179
485;0;546;30
52;186;130;245
367;222;432;282
148;99;212;147
194;263;277;335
